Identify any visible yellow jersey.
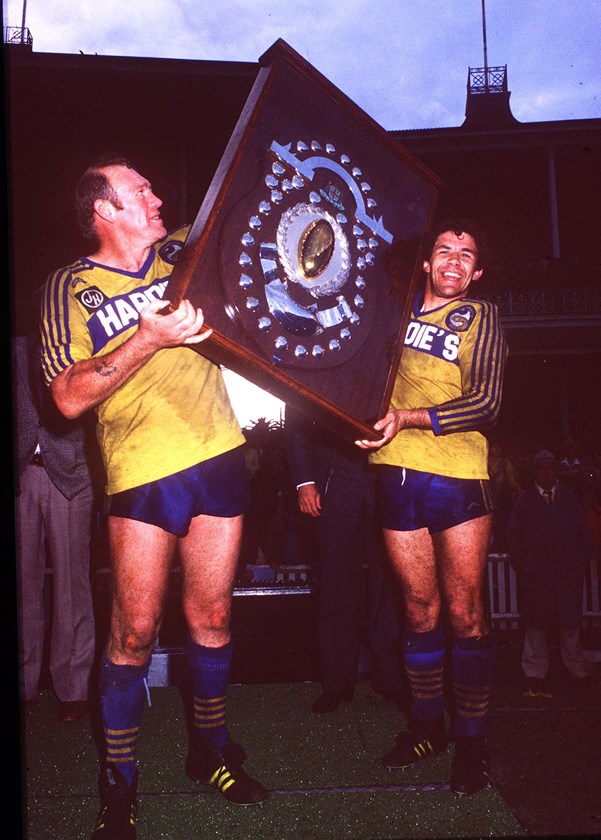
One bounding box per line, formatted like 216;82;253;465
369;292;508;479
40;226;244;494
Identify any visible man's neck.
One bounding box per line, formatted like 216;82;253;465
421;290;467;311
88;236;154;273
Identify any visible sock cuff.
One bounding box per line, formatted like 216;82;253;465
187;639;233;661
452;634;495;652
403;626;445;654
100;654;150;689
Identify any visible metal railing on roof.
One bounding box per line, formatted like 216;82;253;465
4;26;33;46
468;65;508;95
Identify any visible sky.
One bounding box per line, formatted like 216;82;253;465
3;0;600;130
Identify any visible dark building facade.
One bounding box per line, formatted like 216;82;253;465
5;44;258;325
5;45;600;456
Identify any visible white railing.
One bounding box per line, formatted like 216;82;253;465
487;553;600;630
487;553;520;630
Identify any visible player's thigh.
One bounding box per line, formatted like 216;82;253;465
108;514;176;618
383;526;438;602
434;514;491;608
180;513;244;608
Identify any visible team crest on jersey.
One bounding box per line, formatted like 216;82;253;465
75;285;106;312
446;304;476;332
158;239;183;265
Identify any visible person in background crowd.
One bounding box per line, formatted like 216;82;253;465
506;449;597;698
487;438;523;551
13;330;98;723
557;435;590;496
560;436;580;468
286;406;404;714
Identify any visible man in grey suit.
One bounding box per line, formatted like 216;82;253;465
13;332;99;721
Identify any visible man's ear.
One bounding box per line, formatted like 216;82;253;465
422;259;431;274
472;268;484;282
93;198;116;224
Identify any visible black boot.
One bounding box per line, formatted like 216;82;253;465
91;764;137;839
382;716;448;769
186;735;269;806
450;736;491;796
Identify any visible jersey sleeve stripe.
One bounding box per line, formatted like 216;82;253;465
433;300;507;434
444;302;506;428
40;267;76;382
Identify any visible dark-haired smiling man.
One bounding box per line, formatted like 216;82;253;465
357;219;508;795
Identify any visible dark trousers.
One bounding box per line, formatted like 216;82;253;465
316;463;402;695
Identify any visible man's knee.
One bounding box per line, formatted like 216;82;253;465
110;613;161;662
404;594;441;633
187;600;232;635
204;603;231;633
447;594;487;636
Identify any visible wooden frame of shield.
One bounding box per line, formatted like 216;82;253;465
165;39;444;442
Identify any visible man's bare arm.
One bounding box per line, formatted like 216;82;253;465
355;408;432;450
50;297;211;418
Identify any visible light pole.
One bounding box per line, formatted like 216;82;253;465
20;0;28;43
481;0;489;89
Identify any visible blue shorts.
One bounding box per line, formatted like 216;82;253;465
377;465;493;533
108;446;250;537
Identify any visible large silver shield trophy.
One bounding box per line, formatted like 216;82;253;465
166;39;443;441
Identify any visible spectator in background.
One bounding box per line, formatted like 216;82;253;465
487;439;523;551
560;436;581;469
286;406;404;714
558;436;589;497
506;449;597;698
13;331;99;722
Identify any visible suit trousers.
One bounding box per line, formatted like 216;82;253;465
16;463;96;702
521;625;592;679
316;465;402;695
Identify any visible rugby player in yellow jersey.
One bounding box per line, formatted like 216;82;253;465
41;156;268;839
357;219;508;796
